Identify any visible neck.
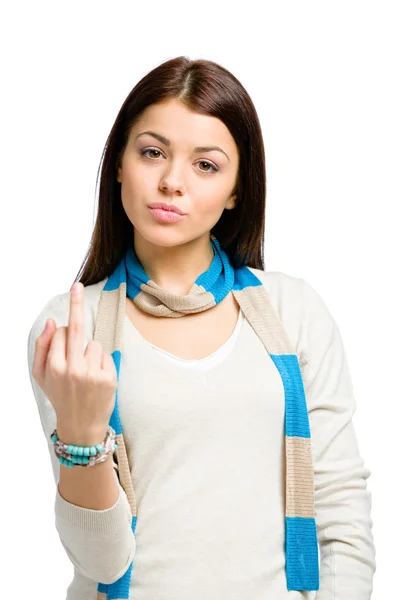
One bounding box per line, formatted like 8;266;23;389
132;232;215;295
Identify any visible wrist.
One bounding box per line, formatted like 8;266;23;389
56;423;109;447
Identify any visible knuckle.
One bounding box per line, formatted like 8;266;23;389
105;378;117;392
108;373;118;387
86;369;99;385
67;365;83;381
101;369;117;388
47;360;63;379
68;322;80;337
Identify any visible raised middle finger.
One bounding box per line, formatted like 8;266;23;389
67;282;85;367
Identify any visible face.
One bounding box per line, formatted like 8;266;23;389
116;98;240;249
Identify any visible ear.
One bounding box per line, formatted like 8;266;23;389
116;167;122;183
225;193;237;210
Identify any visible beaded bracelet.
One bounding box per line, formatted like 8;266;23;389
50;425;118;468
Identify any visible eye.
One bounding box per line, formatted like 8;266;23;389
197;160;219;173
140;148;163;160
140;148;219;173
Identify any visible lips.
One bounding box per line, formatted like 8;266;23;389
148;206;186;223
147;202;185;215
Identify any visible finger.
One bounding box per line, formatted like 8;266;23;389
67;282;85;367
84;340;104;371
32;318;56;383
101;352;117;381
47;325;67;367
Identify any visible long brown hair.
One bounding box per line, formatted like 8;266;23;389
74;56;267;288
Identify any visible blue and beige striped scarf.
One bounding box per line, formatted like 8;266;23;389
93;234;320;598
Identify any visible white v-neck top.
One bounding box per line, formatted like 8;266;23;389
26;268;376;600
126;307;245;372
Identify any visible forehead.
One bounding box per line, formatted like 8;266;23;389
130;98;238;155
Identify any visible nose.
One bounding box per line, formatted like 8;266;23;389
159;162;186;195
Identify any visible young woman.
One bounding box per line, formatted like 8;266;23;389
27;56;376;600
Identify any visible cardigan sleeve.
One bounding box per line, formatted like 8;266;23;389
298;278;376;599
26;293;136;585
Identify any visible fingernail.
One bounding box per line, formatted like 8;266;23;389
72;282;80;296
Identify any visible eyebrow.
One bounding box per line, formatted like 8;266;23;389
135;130;230;162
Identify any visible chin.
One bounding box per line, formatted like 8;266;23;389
133;223;188;248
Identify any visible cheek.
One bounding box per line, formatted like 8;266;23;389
121;154;149;183
197;192;229;215
122;164;142;188
120;170;153;209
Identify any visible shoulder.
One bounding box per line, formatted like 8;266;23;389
245;267;337;361
246;267;331;316
246;267;306;323
247;266;301;290
246;267;306;311
27;277;108;362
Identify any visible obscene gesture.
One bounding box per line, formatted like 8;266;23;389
32;282;118;445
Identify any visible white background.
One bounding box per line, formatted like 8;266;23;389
2;1;393;597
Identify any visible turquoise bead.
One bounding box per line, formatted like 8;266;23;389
96;444;103;452
66;445;94;456
90;446;97;456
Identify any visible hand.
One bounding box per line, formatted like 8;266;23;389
32;282;118;445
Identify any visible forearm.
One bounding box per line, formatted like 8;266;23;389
55;423;136;584
314;452;376;599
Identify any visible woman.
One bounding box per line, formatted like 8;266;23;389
27;56;376;600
